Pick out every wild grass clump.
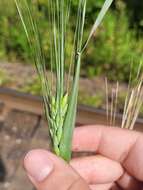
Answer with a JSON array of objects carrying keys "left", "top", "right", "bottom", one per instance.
[
  {"left": 105, "top": 62, "right": 143, "bottom": 129},
  {"left": 121, "top": 63, "right": 143, "bottom": 130}
]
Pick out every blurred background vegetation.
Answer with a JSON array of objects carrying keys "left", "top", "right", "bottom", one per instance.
[
  {"left": 0, "top": 0, "right": 143, "bottom": 81},
  {"left": 0, "top": 0, "right": 143, "bottom": 112}
]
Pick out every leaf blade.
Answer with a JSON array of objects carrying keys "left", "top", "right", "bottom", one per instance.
[{"left": 81, "top": 0, "right": 113, "bottom": 52}]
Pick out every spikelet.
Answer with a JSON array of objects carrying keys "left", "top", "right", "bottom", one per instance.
[{"left": 49, "top": 94, "right": 68, "bottom": 155}]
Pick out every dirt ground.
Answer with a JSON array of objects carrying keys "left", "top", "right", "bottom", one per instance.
[{"left": 0, "top": 61, "right": 128, "bottom": 111}]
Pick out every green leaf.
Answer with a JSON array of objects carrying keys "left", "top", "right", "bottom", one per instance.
[
  {"left": 82, "top": 0, "right": 113, "bottom": 52},
  {"left": 59, "top": 53, "right": 81, "bottom": 161}
]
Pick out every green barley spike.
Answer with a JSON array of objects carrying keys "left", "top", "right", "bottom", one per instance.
[{"left": 14, "top": 0, "right": 113, "bottom": 162}]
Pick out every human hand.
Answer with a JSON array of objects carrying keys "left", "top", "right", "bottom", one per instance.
[
  {"left": 23, "top": 149, "right": 89, "bottom": 190},
  {"left": 23, "top": 126, "right": 143, "bottom": 190},
  {"left": 72, "top": 125, "right": 143, "bottom": 189}
]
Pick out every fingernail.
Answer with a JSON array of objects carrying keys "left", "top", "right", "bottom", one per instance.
[{"left": 24, "top": 150, "right": 54, "bottom": 182}]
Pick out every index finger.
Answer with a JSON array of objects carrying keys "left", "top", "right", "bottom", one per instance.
[{"left": 72, "top": 125, "right": 143, "bottom": 181}]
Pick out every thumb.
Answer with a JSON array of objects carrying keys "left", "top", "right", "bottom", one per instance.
[{"left": 24, "top": 149, "right": 89, "bottom": 190}]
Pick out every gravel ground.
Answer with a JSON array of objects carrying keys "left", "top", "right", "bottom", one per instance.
[
  {"left": 0, "top": 61, "right": 127, "bottom": 94},
  {"left": 0, "top": 61, "right": 130, "bottom": 112}
]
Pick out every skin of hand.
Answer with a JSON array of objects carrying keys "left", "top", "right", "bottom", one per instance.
[{"left": 24, "top": 125, "right": 143, "bottom": 190}]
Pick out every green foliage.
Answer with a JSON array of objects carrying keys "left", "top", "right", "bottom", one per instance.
[
  {"left": 21, "top": 77, "right": 42, "bottom": 95},
  {"left": 78, "top": 93, "right": 104, "bottom": 108},
  {"left": 84, "top": 5, "right": 143, "bottom": 81},
  {"left": 0, "top": 0, "right": 143, "bottom": 82},
  {"left": 0, "top": 0, "right": 30, "bottom": 61}
]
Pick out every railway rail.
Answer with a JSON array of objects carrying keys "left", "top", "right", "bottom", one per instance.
[{"left": 0, "top": 87, "right": 143, "bottom": 131}]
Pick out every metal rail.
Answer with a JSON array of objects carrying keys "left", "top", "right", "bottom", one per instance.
[{"left": 0, "top": 87, "right": 142, "bottom": 131}]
